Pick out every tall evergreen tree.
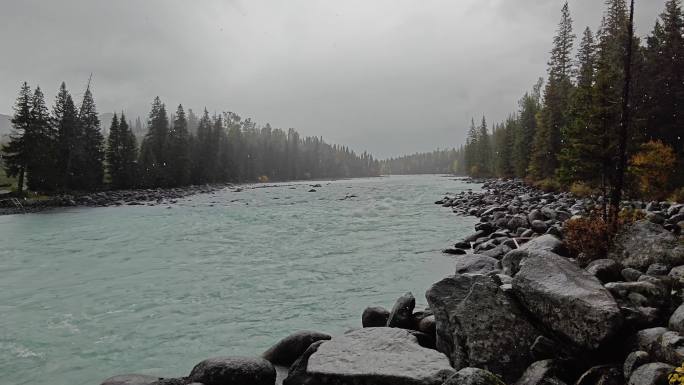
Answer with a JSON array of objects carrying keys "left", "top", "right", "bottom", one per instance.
[
  {"left": 78, "top": 83, "right": 105, "bottom": 189},
  {"left": 27, "top": 86, "right": 58, "bottom": 191},
  {"left": 140, "top": 96, "right": 169, "bottom": 187},
  {"left": 53, "top": 82, "right": 82, "bottom": 190},
  {"left": 643, "top": 0, "right": 684, "bottom": 182},
  {"left": 2, "top": 83, "right": 33, "bottom": 195},
  {"left": 167, "top": 105, "right": 191, "bottom": 186},
  {"left": 477, "top": 116, "right": 491, "bottom": 176},
  {"left": 529, "top": 1, "right": 575, "bottom": 180},
  {"left": 558, "top": 27, "right": 602, "bottom": 184},
  {"left": 512, "top": 79, "right": 543, "bottom": 177}
]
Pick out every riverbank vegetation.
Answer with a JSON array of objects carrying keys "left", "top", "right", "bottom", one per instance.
[
  {"left": 454, "top": 0, "right": 683, "bottom": 204},
  {"left": 1, "top": 84, "right": 380, "bottom": 195}
]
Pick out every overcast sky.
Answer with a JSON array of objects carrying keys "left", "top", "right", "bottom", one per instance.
[{"left": 0, "top": 0, "right": 664, "bottom": 158}]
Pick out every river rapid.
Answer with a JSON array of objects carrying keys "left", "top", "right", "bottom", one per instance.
[{"left": 0, "top": 175, "right": 480, "bottom": 385}]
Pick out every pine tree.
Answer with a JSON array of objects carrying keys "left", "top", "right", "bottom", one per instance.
[
  {"left": 191, "top": 109, "right": 215, "bottom": 184},
  {"left": 2, "top": 83, "right": 33, "bottom": 195},
  {"left": 477, "top": 116, "right": 491, "bottom": 176},
  {"left": 53, "top": 82, "right": 83, "bottom": 190},
  {"left": 167, "top": 105, "right": 191, "bottom": 186},
  {"left": 644, "top": 0, "right": 684, "bottom": 182},
  {"left": 140, "top": 96, "right": 169, "bottom": 187},
  {"left": 512, "top": 79, "right": 543, "bottom": 177},
  {"left": 78, "top": 82, "right": 104, "bottom": 189},
  {"left": 106, "top": 114, "right": 122, "bottom": 186},
  {"left": 529, "top": 1, "right": 575, "bottom": 180},
  {"left": 558, "top": 27, "right": 602, "bottom": 185},
  {"left": 118, "top": 113, "right": 138, "bottom": 188},
  {"left": 464, "top": 118, "right": 479, "bottom": 175},
  {"left": 28, "top": 86, "right": 58, "bottom": 191}
]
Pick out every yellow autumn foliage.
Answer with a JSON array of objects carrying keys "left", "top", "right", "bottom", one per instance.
[{"left": 629, "top": 140, "right": 676, "bottom": 201}]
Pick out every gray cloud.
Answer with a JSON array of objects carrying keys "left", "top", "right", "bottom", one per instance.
[{"left": 0, "top": 0, "right": 663, "bottom": 157}]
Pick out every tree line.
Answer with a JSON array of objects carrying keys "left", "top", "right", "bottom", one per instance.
[
  {"left": 1, "top": 84, "right": 380, "bottom": 194},
  {"left": 380, "top": 149, "right": 460, "bottom": 175},
  {"left": 457, "top": 0, "right": 683, "bottom": 202}
]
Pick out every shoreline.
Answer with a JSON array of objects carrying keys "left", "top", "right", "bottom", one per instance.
[{"left": 0, "top": 175, "right": 391, "bottom": 216}]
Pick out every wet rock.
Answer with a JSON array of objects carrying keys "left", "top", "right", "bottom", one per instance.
[
  {"left": 101, "top": 374, "right": 159, "bottom": 385},
  {"left": 622, "top": 268, "right": 643, "bottom": 282},
  {"left": 426, "top": 274, "right": 540, "bottom": 382},
  {"left": 670, "top": 304, "right": 684, "bottom": 334},
  {"left": 387, "top": 292, "right": 416, "bottom": 329},
  {"left": 262, "top": 330, "right": 332, "bottom": 366},
  {"left": 627, "top": 362, "right": 673, "bottom": 385},
  {"left": 633, "top": 327, "right": 669, "bottom": 353},
  {"left": 512, "top": 251, "right": 622, "bottom": 350},
  {"left": 443, "top": 248, "right": 467, "bottom": 255},
  {"left": 669, "top": 265, "right": 684, "bottom": 284},
  {"left": 417, "top": 315, "right": 436, "bottom": 336},
  {"left": 514, "top": 360, "right": 566, "bottom": 385},
  {"left": 188, "top": 357, "right": 275, "bottom": 385},
  {"left": 654, "top": 331, "right": 684, "bottom": 366},
  {"left": 530, "top": 335, "right": 556, "bottom": 361},
  {"left": 285, "top": 328, "right": 454, "bottom": 385},
  {"left": 610, "top": 220, "right": 684, "bottom": 269},
  {"left": 623, "top": 351, "right": 650, "bottom": 380},
  {"left": 442, "top": 367, "right": 505, "bottom": 385},
  {"left": 362, "top": 306, "right": 390, "bottom": 328},
  {"left": 586, "top": 259, "right": 623, "bottom": 283},
  {"left": 454, "top": 254, "right": 499, "bottom": 274},
  {"left": 530, "top": 220, "right": 548, "bottom": 234},
  {"left": 501, "top": 249, "right": 529, "bottom": 276},
  {"left": 454, "top": 241, "right": 472, "bottom": 249},
  {"left": 464, "top": 230, "right": 488, "bottom": 244},
  {"left": 647, "top": 263, "right": 670, "bottom": 276},
  {"left": 575, "top": 365, "right": 622, "bottom": 385},
  {"left": 507, "top": 215, "right": 529, "bottom": 231}
]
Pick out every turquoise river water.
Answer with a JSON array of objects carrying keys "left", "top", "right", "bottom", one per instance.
[{"left": 0, "top": 175, "right": 479, "bottom": 385}]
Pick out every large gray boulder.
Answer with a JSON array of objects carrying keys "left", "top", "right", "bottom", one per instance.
[
  {"left": 189, "top": 356, "right": 275, "bottom": 385},
  {"left": 512, "top": 251, "right": 622, "bottom": 350},
  {"left": 610, "top": 220, "right": 684, "bottom": 269},
  {"left": 387, "top": 292, "right": 416, "bottom": 329},
  {"left": 454, "top": 254, "right": 499, "bottom": 274},
  {"left": 262, "top": 330, "right": 332, "bottom": 366},
  {"left": 101, "top": 375, "right": 159, "bottom": 385},
  {"left": 443, "top": 368, "right": 505, "bottom": 385},
  {"left": 627, "top": 362, "right": 674, "bottom": 385},
  {"left": 426, "top": 274, "right": 540, "bottom": 382},
  {"left": 284, "top": 327, "right": 454, "bottom": 385},
  {"left": 501, "top": 235, "right": 566, "bottom": 276}
]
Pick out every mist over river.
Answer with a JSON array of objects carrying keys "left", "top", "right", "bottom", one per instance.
[{"left": 0, "top": 175, "right": 479, "bottom": 385}]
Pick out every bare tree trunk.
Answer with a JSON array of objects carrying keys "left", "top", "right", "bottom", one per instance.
[{"left": 610, "top": 0, "right": 635, "bottom": 229}]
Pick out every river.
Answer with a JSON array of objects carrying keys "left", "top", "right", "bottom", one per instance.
[{"left": 0, "top": 175, "right": 480, "bottom": 385}]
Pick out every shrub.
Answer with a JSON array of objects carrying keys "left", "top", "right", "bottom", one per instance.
[
  {"left": 569, "top": 182, "right": 594, "bottom": 198},
  {"left": 533, "top": 178, "right": 562, "bottom": 193},
  {"left": 670, "top": 187, "right": 684, "bottom": 203},
  {"left": 564, "top": 207, "right": 644, "bottom": 265},
  {"left": 629, "top": 140, "right": 677, "bottom": 201},
  {"left": 564, "top": 214, "right": 610, "bottom": 265}
]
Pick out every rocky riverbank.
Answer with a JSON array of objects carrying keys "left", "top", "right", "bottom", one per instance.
[
  {"left": 0, "top": 184, "right": 234, "bottom": 215},
  {"left": 101, "top": 178, "right": 684, "bottom": 385}
]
